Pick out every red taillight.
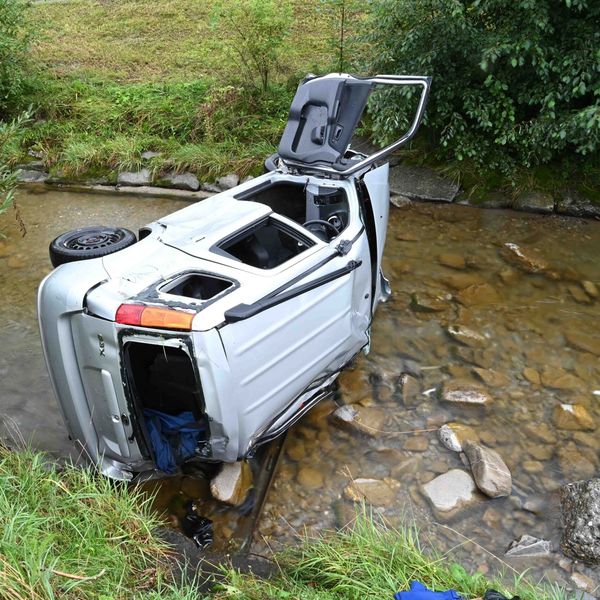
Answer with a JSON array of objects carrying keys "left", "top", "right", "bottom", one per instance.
[{"left": 115, "top": 303, "right": 195, "bottom": 331}]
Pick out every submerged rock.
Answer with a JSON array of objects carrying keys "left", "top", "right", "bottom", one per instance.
[
  {"left": 505, "top": 534, "right": 552, "bottom": 557},
  {"left": 410, "top": 291, "right": 450, "bottom": 312},
  {"left": 343, "top": 478, "right": 398, "bottom": 506},
  {"left": 297, "top": 467, "right": 323, "bottom": 489},
  {"left": 438, "top": 423, "right": 479, "bottom": 453},
  {"left": 568, "top": 284, "right": 592, "bottom": 304},
  {"left": 522, "top": 367, "right": 541, "bottom": 385},
  {"left": 582, "top": 280, "right": 599, "bottom": 299},
  {"left": 422, "top": 469, "right": 478, "bottom": 513},
  {"left": 331, "top": 405, "right": 386, "bottom": 436},
  {"left": 552, "top": 404, "right": 596, "bottom": 431},
  {"left": 472, "top": 368, "right": 511, "bottom": 388},
  {"left": 463, "top": 441, "right": 512, "bottom": 498},
  {"left": 399, "top": 373, "right": 421, "bottom": 407},
  {"left": 564, "top": 331, "right": 600, "bottom": 356},
  {"left": 441, "top": 379, "right": 492, "bottom": 406},
  {"left": 541, "top": 368, "right": 585, "bottom": 391},
  {"left": 455, "top": 283, "right": 500, "bottom": 307},
  {"left": 210, "top": 461, "right": 253, "bottom": 506},
  {"left": 446, "top": 325, "right": 487, "bottom": 348},
  {"left": 560, "top": 478, "right": 600, "bottom": 564},
  {"left": 500, "top": 242, "right": 549, "bottom": 273},
  {"left": 557, "top": 443, "right": 597, "bottom": 480},
  {"left": 437, "top": 253, "right": 467, "bottom": 270}
]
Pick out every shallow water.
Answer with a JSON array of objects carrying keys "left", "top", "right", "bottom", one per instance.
[{"left": 1, "top": 189, "right": 599, "bottom": 589}]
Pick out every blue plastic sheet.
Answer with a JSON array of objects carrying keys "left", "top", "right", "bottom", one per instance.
[
  {"left": 394, "top": 581, "right": 463, "bottom": 600},
  {"left": 144, "top": 409, "right": 204, "bottom": 474}
]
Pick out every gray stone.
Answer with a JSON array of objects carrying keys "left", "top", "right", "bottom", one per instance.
[
  {"left": 331, "top": 405, "right": 386, "bottom": 437},
  {"left": 422, "top": 469, "right": 477, "bottom": 513},
  {"left": 16, "top": 169, "right": 49, "bottom": 183},
  {"left": 388, "top": 164, "right": 459, "bottom": 202},
  {"left": 141, "top": 151, "right": 162, "bottom": 160},
  {"left": 390, "top": 195, "right": 413, "bottom": 209},
  {"left": 117, "top": 169, "right": 151, "bottom": 186},
  {"left": 505, "top": 534, "right": 552, "bottom": 557},
  {"left": 241, "top": 175, "right": 254, "bottom": 184},
  {"left": 202, "top": 182, "right": 222, "bottom": 193},
  {"left": 463, "top": 441, "right": 511, "bottom": 498},
  {"left": 514, "top": 191, "right": 555, "bottom": 214},
  {"left": 560, "top": 478, "right": 600, "bottom": 564},
  {"left": 16, "top": 160, "right": 46, "bottom": 172},
  {"left": 438, "top": 423, "right": 478, "bottom": 453},
  {"left": 556, "top": 189, "right": 600, "bottom": 219},
  {"left": 217, "top": 173, "right": 239, "bottom": 190},
  {"left": 159, "top": 172, "right": 200, "bottom": 191}
]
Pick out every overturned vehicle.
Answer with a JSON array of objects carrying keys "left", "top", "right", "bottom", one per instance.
[{"left": 38, "top": 73, "right": 431, "bottom": 480}]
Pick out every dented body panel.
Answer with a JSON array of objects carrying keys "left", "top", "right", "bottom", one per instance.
[{"left": 38, "top": 73, "right": 431, "bottom": 479}]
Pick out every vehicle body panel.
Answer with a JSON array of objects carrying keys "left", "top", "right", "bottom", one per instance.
[{"left": 37, "top": 73, "right": 431, "bottom": 479}]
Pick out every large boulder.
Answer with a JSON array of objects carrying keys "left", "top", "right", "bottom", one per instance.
[
  {"left": 463, "top": 441, "right": 512, "bottom": 498},
  {"left": 560, "top": 478, "right": 600, "bottom": 564},
  {"left": 422, "top": 469, "right": 478, "bottom": 514},
  {"left": 513, "top": 191, "right": 555, "bottom": 214},
  {"left": 388, "top": 164, "right": 459, "bottom": 202}
]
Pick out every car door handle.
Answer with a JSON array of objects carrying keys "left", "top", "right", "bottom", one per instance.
[{"left": 223, "top": 260, "right": 362, "bottom": 324}]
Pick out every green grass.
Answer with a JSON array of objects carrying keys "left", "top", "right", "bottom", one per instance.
[
  {"left": 5, "top": 0, "right": 341, "bottom": 180},
  {"left": 0, "top": 445, "right": 197, "bottom": 600},
  {"left": 215, "top": 511, "right": 568, "bottom": 600}
]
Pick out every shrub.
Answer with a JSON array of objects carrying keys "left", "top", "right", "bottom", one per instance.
[
  {"left": 0, "top": 0, "right": 32, "bottom": 119},
  {"left": 363, "top": 0, "right": 600, "bottom": 174},
  {"left": 210, "top": 0, "right": 293, "bottom": 91}
]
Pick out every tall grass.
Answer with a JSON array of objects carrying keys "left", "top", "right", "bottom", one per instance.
[
  {"left": 0, "top": 445, "right": 197, "bottom": 599},
  {"left": 216, "top": 510, "right": 567, "bottom": 600}
]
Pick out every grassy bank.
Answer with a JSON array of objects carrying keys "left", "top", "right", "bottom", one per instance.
[
  {"left": 0, "top": 445, "right": 196, "bottom": 599},
  {"left": 5, "top": 0, "right": 339, "bottom": 180},
  {"left": 0, "top": 446, "right": 566, "bottom": 600},
  {"left": 215, "top": 513, "right": 566, "bottom": 600}
]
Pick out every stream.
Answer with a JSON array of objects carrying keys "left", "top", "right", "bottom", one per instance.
[{"left": 1, "top": 188, "right": 598, "bottom": 590}]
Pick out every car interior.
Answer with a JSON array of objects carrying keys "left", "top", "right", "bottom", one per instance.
[{"left": 235, "top": 180, "right": 350, "bottom": 243}]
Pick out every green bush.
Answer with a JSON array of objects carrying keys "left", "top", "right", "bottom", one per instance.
[
  {"left": 210, "top": 0, "right": 293, "bottom": 91},
  {"left": 363, "top": 0, "right": 600, "bottom": 174},
  {"left": 0, "top": 0, "right": 32, "bottom": 119}
]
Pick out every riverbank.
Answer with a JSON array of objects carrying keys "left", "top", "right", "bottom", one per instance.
[
  {"left": 4, "top": 0, "right": 596, "bottom": 209},
  {"left": 0, "top": 444, "right": 567, "bottom": 600}
]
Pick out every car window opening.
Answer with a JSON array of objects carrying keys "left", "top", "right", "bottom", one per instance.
[
  {"left": 217, "top": 217, "right": 314, "bottom": 269},
  {"left": 161, "top": 273, "right": 233, "bottom": 300},
  {"left": 124, "top": 342, "right": 208, "bottom": 469},
  {"left": 236, "top": 181, "right": 350, "bottom": 238}
]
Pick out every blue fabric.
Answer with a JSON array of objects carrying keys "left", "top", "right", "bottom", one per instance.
[
  {"left": 144, "top": 409, "right": 204, "bottom": 474},
  {"left": 394, "top": 581, "right": 463, "bottom": 600}
]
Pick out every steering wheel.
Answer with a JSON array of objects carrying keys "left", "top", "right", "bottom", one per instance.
[{"left": 302, "top": 219, "right": 340, "bottom": 241}]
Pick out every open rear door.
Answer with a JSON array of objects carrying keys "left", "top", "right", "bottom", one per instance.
[{"left": 278, "top": 73, "right": 431, "bottom": 177}]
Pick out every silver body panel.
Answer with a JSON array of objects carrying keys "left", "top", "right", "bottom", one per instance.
[{"left": 38, "top": 72, "right": 430, "bottom": 479}]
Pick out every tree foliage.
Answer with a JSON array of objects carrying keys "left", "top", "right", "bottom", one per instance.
[
  {"left": 364, "top": 0, "right": 600, "bottom": 173},
  {"left": 0, "top": 0, "right": 32, "bottom": 119}
]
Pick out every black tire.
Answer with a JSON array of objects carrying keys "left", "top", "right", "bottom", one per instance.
[{"left": 49, "top": 226, "right": 137, "bottom": 268}]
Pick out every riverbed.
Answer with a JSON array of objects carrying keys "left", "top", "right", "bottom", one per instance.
[{"left": 1, "top": 188, "right": 598, "bottom": 591}]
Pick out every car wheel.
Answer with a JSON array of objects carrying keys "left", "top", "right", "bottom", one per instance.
[{"left": 49, "top": 225, "right": 137, "bottom": 267}]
